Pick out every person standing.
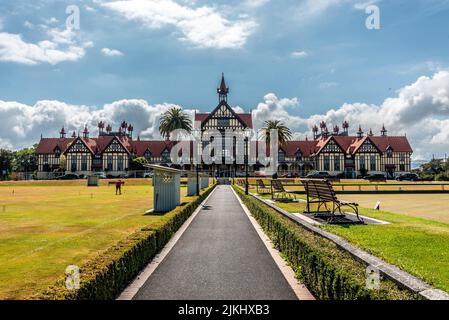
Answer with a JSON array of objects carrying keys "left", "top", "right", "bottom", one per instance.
[{"left": 116, "top": 180, "right": 124, "bottom": 195}]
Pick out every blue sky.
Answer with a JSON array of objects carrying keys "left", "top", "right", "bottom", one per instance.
[{"left": 1, "top": 0, "right": 449, "bottom": 159}]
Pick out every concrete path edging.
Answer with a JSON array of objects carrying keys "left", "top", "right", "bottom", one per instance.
[
  {"left": 245, "top": 189, "right": 449, "bottom": 300},
  {"left": 230, "top": 187, "right": 315, "bottom": 300},
  {"left": 117, "top": 186, "right": 218, "bottom": 300}
]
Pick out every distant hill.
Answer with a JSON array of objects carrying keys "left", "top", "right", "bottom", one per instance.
[{"left": 412, "top": 160, "right": 429, "bottom": 170}]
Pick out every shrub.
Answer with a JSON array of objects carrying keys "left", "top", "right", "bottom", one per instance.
[
  {"left": 38, "top": 185, "right": 216, "bottom": 300},
  {"left": 233, "top": 186, "right": 416, "bottom": 300}
]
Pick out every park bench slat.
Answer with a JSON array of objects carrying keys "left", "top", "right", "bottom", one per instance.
[{"left": 301, "top": 179, "right": 363, "bottom": 224}]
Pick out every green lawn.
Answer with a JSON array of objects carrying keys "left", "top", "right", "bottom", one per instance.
[
  {"left": 0, "top": 180, "right": 198, "bottom": 299},
  {"left": 256, "top": 193, "right": 449, "bottom": 293}
]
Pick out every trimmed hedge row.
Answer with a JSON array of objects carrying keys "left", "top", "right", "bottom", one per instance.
[
  {"left": 233, "top": 186, "right": 416, "bottom": 300},
  {"left": 38, "top": 185, "right": 216, "bottom": 300}
]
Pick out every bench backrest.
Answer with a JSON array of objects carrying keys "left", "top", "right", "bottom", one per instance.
[
  {"left": 271, "top": 180, "right": 286, "bottom": 192},
  {"left": 301, "top": 179, "right": 338, "bottom": 202},
  {"left": 257, "top": 179, "right": 267, "bottom": 188}
]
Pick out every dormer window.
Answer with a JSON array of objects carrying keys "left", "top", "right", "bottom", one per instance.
[
  {"left": 278, "top": 150, "right": 285, "bottom": 162},
  {"left": 295, "top": 151, "right": 302, "bottom": 162},
  {"left": 162, "top": 150, "right": 171, "bottom": 163},
  {"left": 54, "top": 148, "right": 61, "bottom": 158},
  {"left": 387, "top": 148, "right": 393, "bottom": 158},
  {"left": 144, "top": 150, "right": 152, "bottom": 160}
]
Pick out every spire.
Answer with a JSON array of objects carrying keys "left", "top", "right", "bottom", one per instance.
[
  {"left": 312, "top": 125, "right": 319, "bottom": 139},
  {"left": 83, "top": 125, "right": 89, "bottom": 139},
  {"left": 381, "top": 124, "right": 387, "bottom": 136},
  {"left": 217, "top": 73, "right": 229, "bottom": 102},
  {"left": 60, "top": 126, "right": 66, "bottom": 139},
  {"left": 72, "top": 131, "right": 76, "bottom": 138},
  {"left": 368, "top": 128, "right": 374, "bottom": 136}
]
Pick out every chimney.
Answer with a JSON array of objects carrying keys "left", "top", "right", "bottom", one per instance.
[{"left": 342, "top": 120, "right": 349, "bottom": 136}]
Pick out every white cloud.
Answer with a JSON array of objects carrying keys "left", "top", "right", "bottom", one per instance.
[
  {"left": 101, "top": 47, "right": 124, "bottom": 57},
  {"left": 102, "top": 0, "right": 257, "bottom": 49},
  {"left": 353, "top": 0, "right": 380, "bottom": 10},
  {"left": 251, "top": 71, "right": 449, "bottom": 159},
  {"left": 2, "top": 71, "right": 449, "bottom": 159},
  {"left": 23, "top": 20, "right": 34, "bottom": 29},
  {"left": 0, "top": 28, "right": 90, "bottom": 65},
  {"left": 319, "top": 82, "right": 338, "bottom": 89},
  {"left": 242, "top": 0, "right": 270, "bottom": 8},
  {"left": 290, "top": 50, "right": 308, "bottom": 59},
  {"left": 0, "top": 99, "right": 193, "bottom": 150}
]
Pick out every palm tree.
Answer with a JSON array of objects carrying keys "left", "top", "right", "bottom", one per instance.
[
  {"left": 159, "top": 107, "right": 193, "bottom": 140},
  {"left": 261, "top": 120, "right": 292, "bottom": 147}
]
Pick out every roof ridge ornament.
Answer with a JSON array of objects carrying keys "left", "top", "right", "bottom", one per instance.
[{"left": 217, "top": 73, "right": 229, "bottom": 103}]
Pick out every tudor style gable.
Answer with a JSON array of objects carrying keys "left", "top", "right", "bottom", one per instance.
[
  {"left": 201, "top": 101, "right": 247, "bottom": 130},
  {"left": 320, "top": 138, "right": 345, "bottom": 154},
  {"left": 354, "top": 138, "right": 382, "bottom": 154},
  {"left": 104, "top": 138, "right": 129, "bottom": 154},
  {"left": 65, "top": 138, "right": 92, "bottom": 154}
]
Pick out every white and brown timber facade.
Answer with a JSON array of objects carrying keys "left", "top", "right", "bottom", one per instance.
[{"left": 36, "top": 75, "right": 412, "bottom": 179}]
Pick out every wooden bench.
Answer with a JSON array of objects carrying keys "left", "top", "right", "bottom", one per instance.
[
  {"left": 271, "top": 180, "right": 296, "bottom": 201},
  {"left": 256, "top": 179, "right": 271, "bottom": 194},
  {"left": 301, "top": 179, "right": 362, "bottom": 223}
]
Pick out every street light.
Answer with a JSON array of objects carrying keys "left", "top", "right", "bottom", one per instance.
[{"left": 244, "top": 130, "right": 252, "bottom": 195}]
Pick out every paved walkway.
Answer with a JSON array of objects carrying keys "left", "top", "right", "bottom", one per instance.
[{"left": 133, "top": 185, "right": 298, "bottom": 300}]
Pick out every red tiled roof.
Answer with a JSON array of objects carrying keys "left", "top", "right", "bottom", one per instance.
[
  {"left": 281, "top": 141, "right": 319, "bottom": 157},
  {"left": 369, "top": 136, "right": 413, "bottom": 153},
  {"left": 36, "top": 138, "right": 75, "bottom": 154}
]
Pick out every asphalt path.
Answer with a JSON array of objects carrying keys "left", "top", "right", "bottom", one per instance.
[{"left": 133, "top": 185, "right": 297, "bottom": 300}]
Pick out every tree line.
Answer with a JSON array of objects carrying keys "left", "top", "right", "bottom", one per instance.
[
  {"left": 0, "top": 145, "right": 38, "bottom": 179},
  {"left": 413, "top": 158, "right": 449, "bottom": 181}
]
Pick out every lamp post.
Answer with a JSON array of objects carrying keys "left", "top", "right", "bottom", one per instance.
[{"left": 245, "top": 136, "right": 249, "bottom": 195}]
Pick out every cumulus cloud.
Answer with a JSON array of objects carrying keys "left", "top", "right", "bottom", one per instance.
[
  {"left": 0, "top": 27, "right": 90, "bottom": 65},
  {"left": 0, "top": 99, "right": 192, "bottom": 150},
  {"left": 2, "top": 71, "right": 449, "bottom": 159},
  {"left": 251, "top": 71, "right": 449, "bottom": 159},
  {"left": 101, "top": 47, "right": 124, "bottom": 57},
  {"left": 290, "top": 50, "right": 308, "bottom": 59},
  {"left": 102, "top": 0, "right": 257, "bottom": 49}
]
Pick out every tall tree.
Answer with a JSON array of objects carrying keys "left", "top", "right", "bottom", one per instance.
[
  {"left": 159, "top": 108, "right": 192, "bottom": 140},
  {"left": 12, "top": 146, "right": 38, "bottom": 172},
  {"left": 0, "top": 149, "right": 14, "bottom": 179},
  {"left": 261, "top": 120, "right": 292, "bottom": 147}
]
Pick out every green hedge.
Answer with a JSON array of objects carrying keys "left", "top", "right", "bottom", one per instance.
[
  {"left": 38, "top": 185, "right": 216, "bottom": 300},
  {"left": 233, "top": 186, "right": 416, "bottom": 300}
]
